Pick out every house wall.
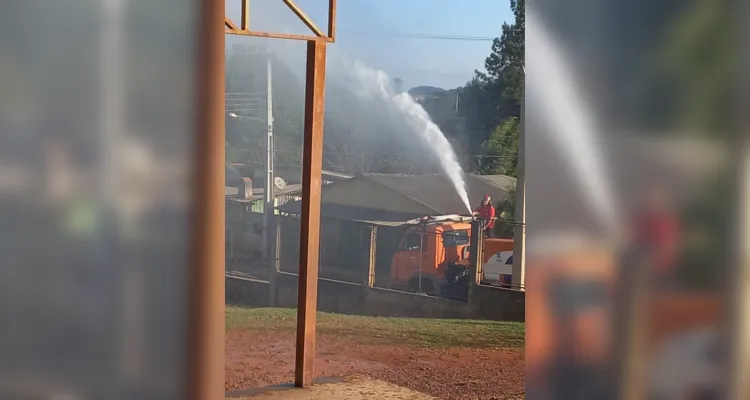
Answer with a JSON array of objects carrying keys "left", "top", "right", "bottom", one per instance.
[{"left": 275, "top": 215, "right": 372, "bottom": 281}]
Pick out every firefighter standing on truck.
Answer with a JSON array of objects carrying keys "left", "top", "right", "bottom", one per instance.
[
  {"left": 627, "top": 182, "right": 680, "bottom": 289},
  {"left": 473, "top": 194, "right": 496, "bottom": 238}
]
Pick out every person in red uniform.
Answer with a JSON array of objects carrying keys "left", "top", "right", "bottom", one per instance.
[
  {"left": 473, "top": 194, "right": 496, "bottom": 237},
  {"left": 628, "top": 183, "right": 681, "bottom": 287}
]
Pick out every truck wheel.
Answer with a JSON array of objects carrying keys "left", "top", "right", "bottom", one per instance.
[
  {"left": 409, "top": 278, "right": 436, "bottom": 295},
  {"left": 420, "top": 279, "right": 436, "bottom": 295},
  {"left": 446, "top": 280, "right": 468, "bottom": 300},
  {"left": 444, "top": 264, "right": 460, "bottom": 284}
]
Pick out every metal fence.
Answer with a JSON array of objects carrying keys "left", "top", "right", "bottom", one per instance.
[{"left": 226, "top": 213, "right": 525, "bottom": 299}]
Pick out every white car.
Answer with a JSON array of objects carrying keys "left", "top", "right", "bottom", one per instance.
[{"left": 482, "top": 250, "right": 514, "bottom": 285}]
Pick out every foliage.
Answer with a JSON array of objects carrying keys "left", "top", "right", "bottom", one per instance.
[
  {"left": 460, "top": 86, "right": 496, "bottom": 158},
  {"left": 480, "top": 116, "right": 519, "bottom": 176},
  {"left": 479, "top": 0, "right": 525, "bottom": 113},
  {"left": 655, "top": 0, "right": 729, "bottom": 289},
  {"left": 677, "top": 169, "right": 731, "bottom": 291},
  {"left": 602, "top": 0, "right": 728, "bottom": 133},
  {"left": 656, "top": 0, "right": 729, "bottom": 133},
  {"left": 413, "top": 0, "right": 524, "bottom": 174},
  {"left": 456, "top": 0, "right": 524, "bottom": 174},
  {"left": 494, "top": 185, "right": 517, "bottom": 238}
]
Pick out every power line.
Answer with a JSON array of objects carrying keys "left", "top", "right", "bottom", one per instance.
[
  {"left": 337, "top": 30, "right": 496, "bottom": 42},
  {"left": 229, "top": 149, "right": 516, "bottom": 158},
  {"left": 383, "top": 33, "right": 495, "bottom": 41}
]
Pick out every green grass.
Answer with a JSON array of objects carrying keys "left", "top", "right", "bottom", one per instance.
[{"left": 226, "top": 306, "right": 525, "bottom": 348}]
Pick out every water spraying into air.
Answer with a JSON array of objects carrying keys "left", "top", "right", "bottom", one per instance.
[
  {"left": 526, "top": 9, "right": 620, "bottom": 233},
  {"left": 351, "top": 61, "right": 473, "bottom": 214}
]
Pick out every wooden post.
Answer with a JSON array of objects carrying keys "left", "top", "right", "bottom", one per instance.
[
  {"left": 294, "top": 39, "right": 327, "bottom": 388},
  {"left": 327, "top": 0, "right": 337, "bottom": 40},
  {"left": 614, "top": 259, "right": 648, "bottom": 400},
  {"left": 187, "top": 0, "right": 224, "bottom": 398},
  {"left": 228, "top": 229, "right": 234, "bottom": 272},
  {"left": 468, "top": 220, "right": 485, "bottom": 305},
  {"left": 241, "top": 0, "right": 249, "bottom": 31},
  {"left": 725, "top": 134, "right": 750, "bottom": 399},
  {"left": 364, "top": 225, "right": 377, "bottom": 290}
]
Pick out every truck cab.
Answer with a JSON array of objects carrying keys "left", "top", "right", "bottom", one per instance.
[{"left": 390, "top": 218, "right": 472, "bottom": 295}]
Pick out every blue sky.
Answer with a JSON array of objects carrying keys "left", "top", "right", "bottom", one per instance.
[{"left": 226, "top": 0, "right": 510, "bottom": 89}]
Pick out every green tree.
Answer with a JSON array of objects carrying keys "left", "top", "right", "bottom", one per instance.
[
  {"left": 657, "top": 0, "right": 729, "bottom": 133},
  {"left": 480, "top": 0, "right": 524, "bottom": 115},
  {"left": 611, "top": 0, "right": 728, "bottom": 133},
  {"left": 479, "top": 116, "right": 519, "bottom": 176},
  {"left": 494, "top": 186, "right": 517, "bottom": 238},
  {"left": 458, "top": 78, "right": 498, "bottom": 155},
  {"left": 458, "top": 0, "right": 524, "bottom": 169},
  {"left": 657, "top": 0, "right": 729, "bottom": 290}
]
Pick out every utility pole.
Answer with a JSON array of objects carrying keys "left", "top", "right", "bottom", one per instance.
[
  {"left": 725, "top": 12, "right": 750, "bottom": 395},
  {"left": 262, "top": 49, "right": 275, "bottom": 260},
  {"left": 512, "top": 70, "right": 526, "bottom": 290},
  {"left": 101, "top": 0, "right": 144, "bottom": 389},
  {"left": 725, "top": 138, "right": 750, "bottom": 399}
]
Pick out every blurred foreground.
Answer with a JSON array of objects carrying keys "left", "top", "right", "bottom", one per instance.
[
  {"left": 0, "top": 1, "right": 199, "bottom": 398},
  {"left": 526, "top": 0, "right": 737, "bottom": 398}
]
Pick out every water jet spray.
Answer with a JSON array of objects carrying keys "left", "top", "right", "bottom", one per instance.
[{"left": 351, "top": 62, "right": 473, "bottom": 214}]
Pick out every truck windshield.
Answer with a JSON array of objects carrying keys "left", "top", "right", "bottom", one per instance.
[
  {"left": 443, "top": 229, "right": 470, "bottom": 247},
  {"left": 403, "top": 233, "right": 423, "bottom": 251}
]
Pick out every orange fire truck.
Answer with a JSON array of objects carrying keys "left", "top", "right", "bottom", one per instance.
[{"left": 389, "top": 215, "right": 516, "bottom": 296}]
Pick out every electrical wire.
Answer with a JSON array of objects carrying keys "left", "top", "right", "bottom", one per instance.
[
  {"left": 385, "top": 33, "right": 495, "bottom": 41},
  {"left": 336, "top": 30, "right": 496, "bottom": 42}
]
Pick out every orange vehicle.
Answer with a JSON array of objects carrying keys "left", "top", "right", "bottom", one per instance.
[
  {"left": 389, "top": 215, "right": 515, "bottom": 296},
  {"left": 389, "top": 216, "right": 471, "bottom": 295},
  {"left": 526, "top": 235, "right": 722, "bottom": 398}
]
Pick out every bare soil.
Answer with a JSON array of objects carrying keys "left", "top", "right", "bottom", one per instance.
[{"left": 226, "top": 329, "right": 525, "bottom": 400}]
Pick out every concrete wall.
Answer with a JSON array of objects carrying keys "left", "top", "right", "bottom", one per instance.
[
  {"left": 225, "top": 271, "right": 525, "bottom": 322},
  {"left": 226, "top": 275, "right": 269, "bottom": 306},
  {"left": 365, "top": 287, "right": 469, "bottom": 319},
  {"left": 469, "top": 284, "right": 526, "bottom": 321},
  {"left": 273, "top": 273, "right": 367, "bottom": 315}
]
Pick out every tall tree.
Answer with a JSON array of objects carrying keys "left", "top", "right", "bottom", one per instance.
[
  {"left": 657, "top": 0, "right": 729, "bottom": 133},
  {"left": 480, "top": 116, "right": 519, "bottom": 176},
  {"left": 494, "top": 186, "right": 517, "bottom": 238},
  {"left": 481, "top": 0, "right": 525, "bottom": 116},
  {"left": 462, "top": 0, "right": 524, "bottom": 176}
]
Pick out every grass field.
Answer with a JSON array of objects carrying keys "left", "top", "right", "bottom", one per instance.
[{"left": 226, "top": 306, "right": 525, "bottom": 348}]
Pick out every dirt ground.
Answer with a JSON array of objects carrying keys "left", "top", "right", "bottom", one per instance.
[{"left": 226, "top": 329, "right": 525, "bottom": 400}]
